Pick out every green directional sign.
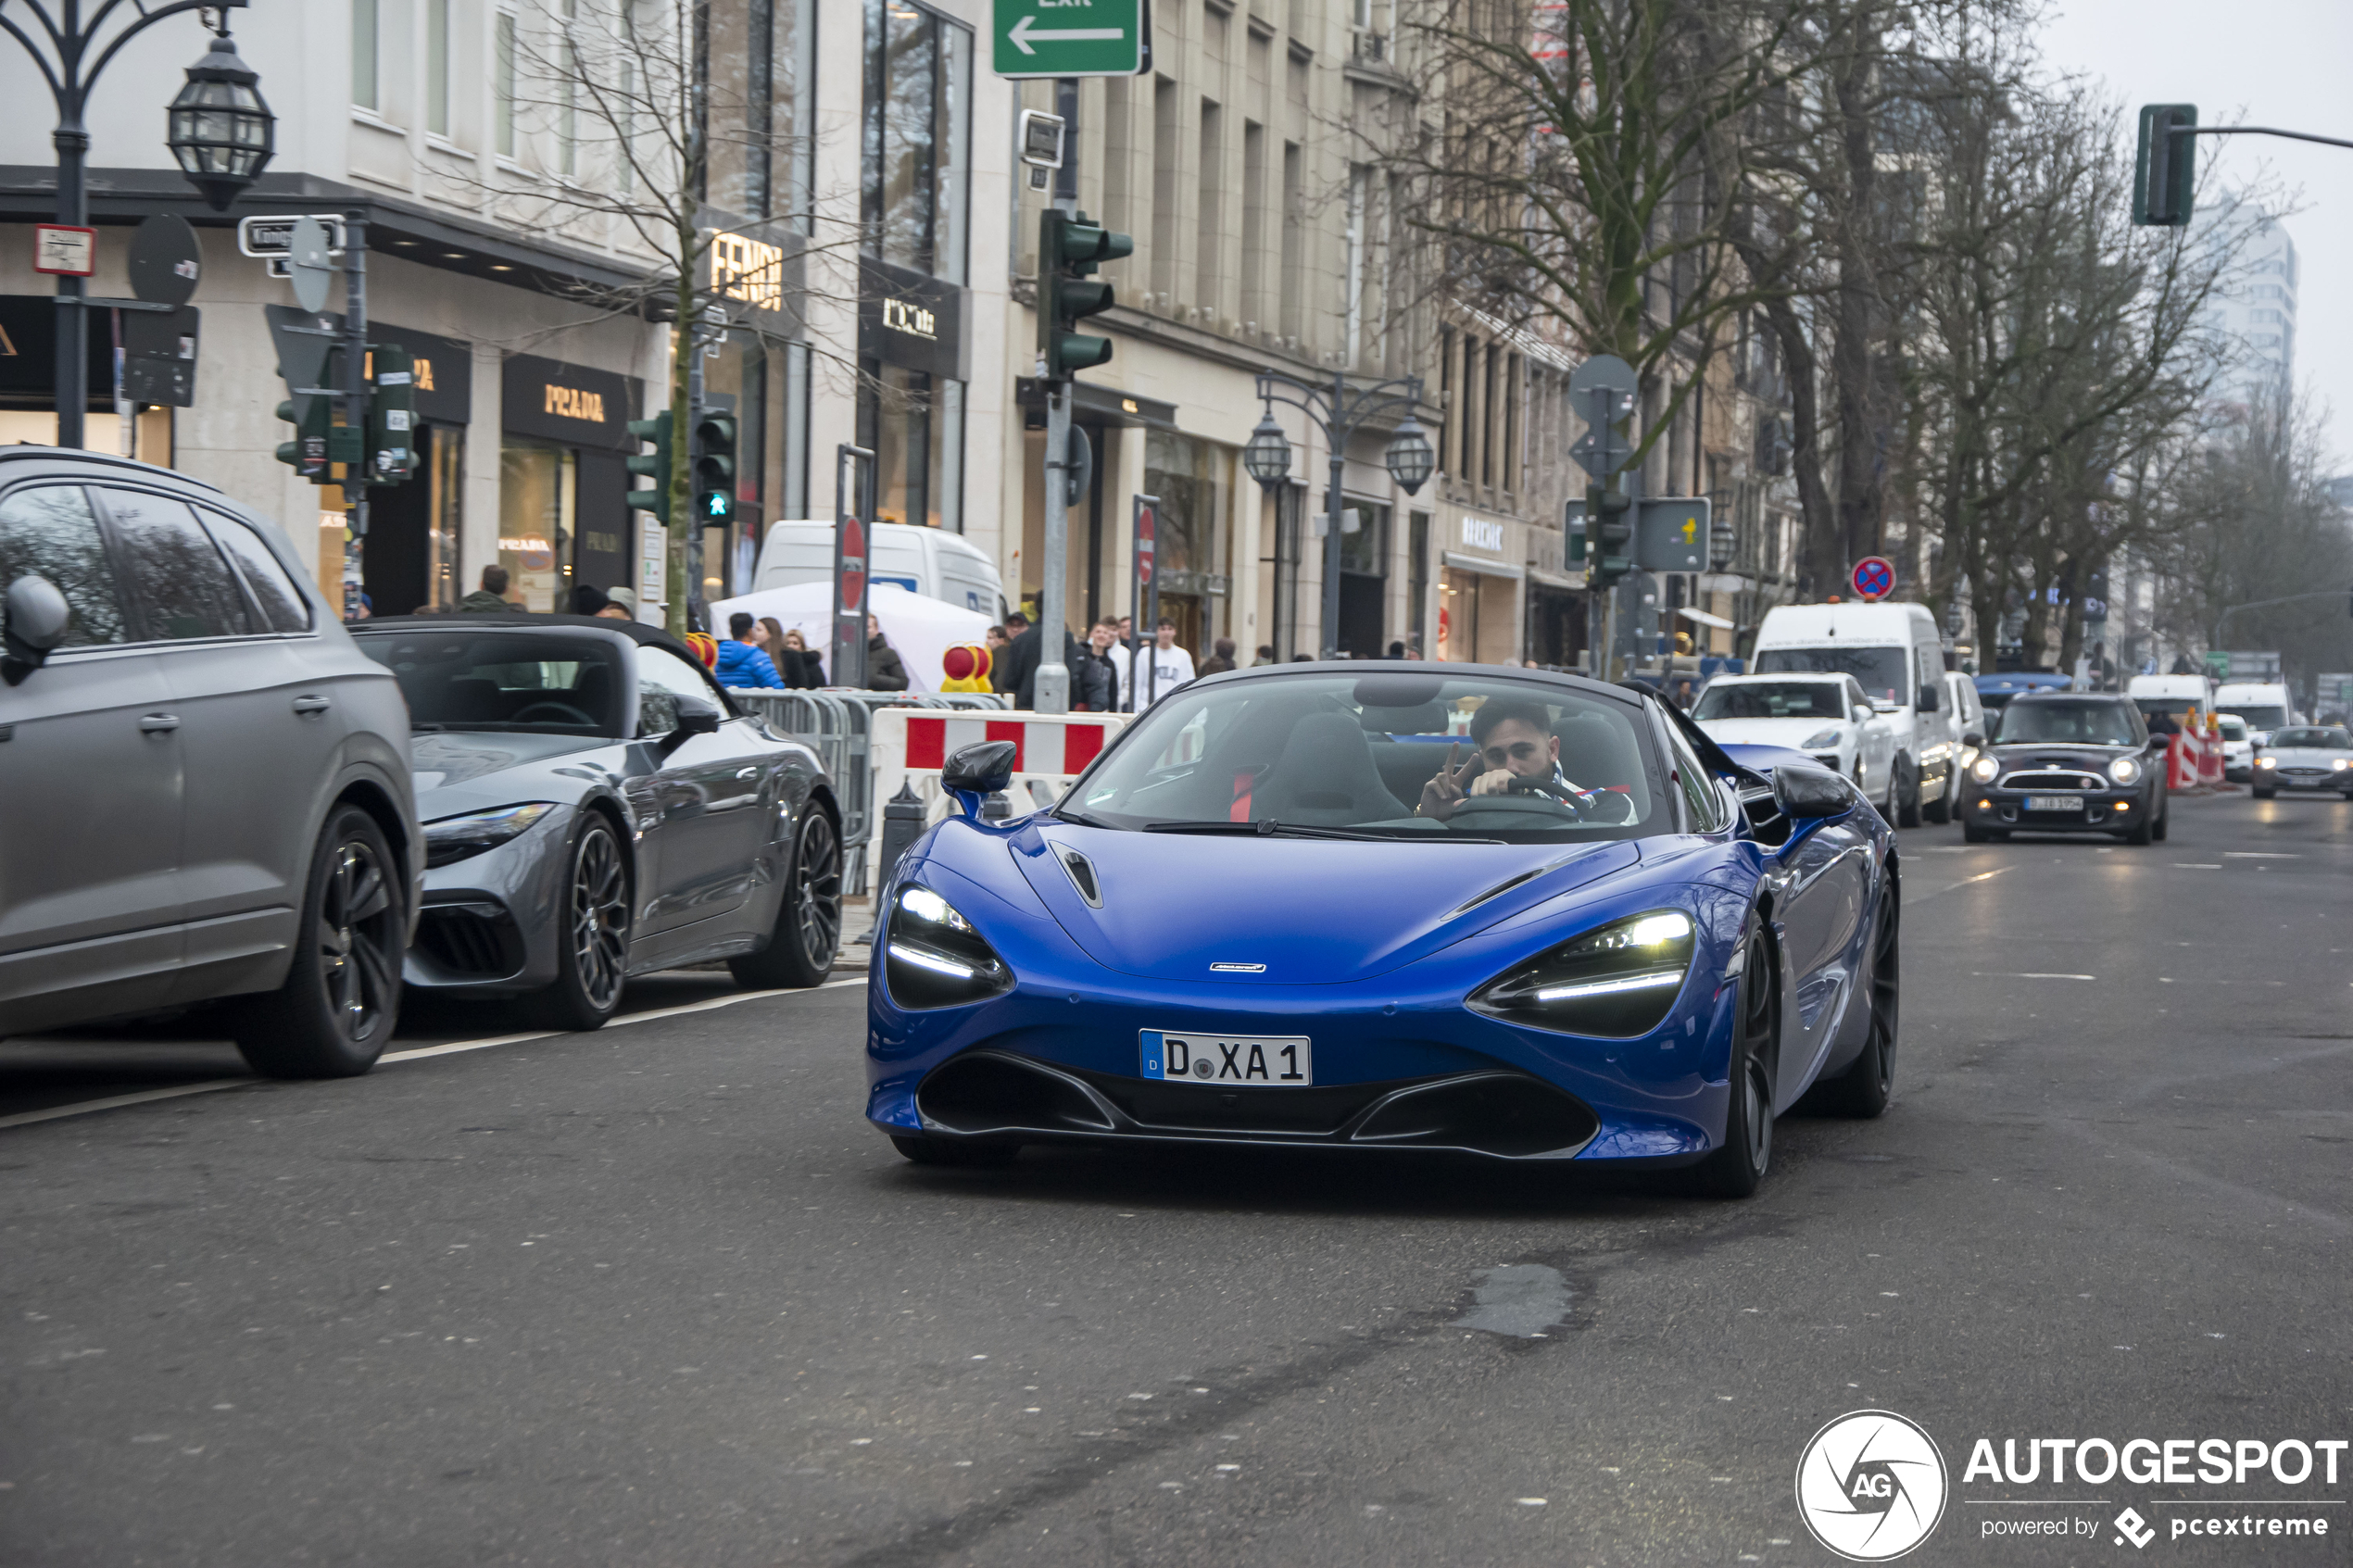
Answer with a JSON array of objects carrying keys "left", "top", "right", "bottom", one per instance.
[{"left": 992, "top": 0, "right": 1146, "bottom": 78}]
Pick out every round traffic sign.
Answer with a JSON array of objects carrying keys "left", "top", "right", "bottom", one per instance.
[
  {"left": 127, "top": 213, "right": 202, "bottom": 307},
  {"left": 1851, "top": 555, "right": 1895, "bottom": 601}
]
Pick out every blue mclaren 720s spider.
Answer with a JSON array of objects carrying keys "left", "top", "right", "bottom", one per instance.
[{"left": 863, "top": 663, "right": 1899, "bottom": 1197}]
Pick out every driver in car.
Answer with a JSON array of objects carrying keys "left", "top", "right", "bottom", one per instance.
[{"left": 1417, "top": 699, "right": 1600, "bottom": 821}]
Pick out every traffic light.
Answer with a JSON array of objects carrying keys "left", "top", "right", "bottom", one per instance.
[
  {"left": 274, "top": 396, "right": 330, "bottom": 482},
  {"left": 1586, "top": 484, "right": 1634, "bottom": 588},
  {"left": 626, "top": 410, "right": 673, "bottom": 526},
  {"left": 1038, "top": 208, "right": 1132, "bottom": 380},
  {"left": 693, "top": 408, "right": 736, "bottom": 524},
  {"left": 1564, "top": 497, "right": 1587, "bottom": 565},
  {"left": 365, "top": 345, "right": 418, "bottom": 486},
  {"left": 2133, "top": 105, "right": 2196, "bottom": 226}
]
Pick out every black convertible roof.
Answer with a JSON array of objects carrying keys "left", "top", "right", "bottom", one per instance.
[{"left": 354, "top": 611, "right": 706, "bottom": 660}]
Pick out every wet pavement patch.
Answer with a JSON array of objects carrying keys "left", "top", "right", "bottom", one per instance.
[{"left": 1451, "top": 1263, "right": 1574, "bottom": 1337}]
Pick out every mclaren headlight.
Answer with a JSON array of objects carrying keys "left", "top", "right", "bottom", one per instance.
[
  {"left": 423, "top": 802, "right": 557, "bottom": 868},
  {"left": 1970, "top": 755, "right": 2001, "bottom": 783},
  {"left": 1467, "top": 909, "right": 1696, "bottom": 1037},
  {"left": 886, "top": 884, "right": 1014, "bottom": 1010},
  {"left": 1801, "top": 727, "right": 1843, "bottom": 749},
  {"left": 2108, "top": 756, "right": 2142, "bottom": 784}
]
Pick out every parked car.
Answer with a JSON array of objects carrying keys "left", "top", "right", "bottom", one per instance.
[
  {"left": 0, "top": 449, "right": 419, "bottom": 1075},
  {"left": 1690, "top": 672, "right": 1895, "bottom": 813},
  {"left": 349, "top": 615, "right": 845, "bottom": 1027},
  {"left": 2249, "top": 725, "right": 2353, "bottom": 801},
  {"left": 1750, "top": 600, "right": 1950, "bottom": 825},
  {"left": 1958, "top": 692, "right": 2169, "bottom": 845},
  {"left": 2216, "top": 713, "right": 2253, "bottom": 782}
]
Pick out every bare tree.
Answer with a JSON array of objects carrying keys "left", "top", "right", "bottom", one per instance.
[{"left": 428, "top": 0, "right": 853, "bottom": 631}]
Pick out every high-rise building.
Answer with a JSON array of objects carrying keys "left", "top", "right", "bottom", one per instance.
[{"left": 2195, "top": 198, "right": 2297, "bottom": 410}]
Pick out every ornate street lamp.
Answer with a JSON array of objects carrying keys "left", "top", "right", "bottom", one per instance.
[
  {"left": 1241, "top": 370, "right": 1428, "bottom": 658},
  {"left": 1242, "top": 411, "right": 1292, "bottom": 487},
  {"left": 167, "top": 31, "right": 276, "bottom": 212},
  {"left": 1383, "top": 415, "right": 1434, "bottom": 495}
]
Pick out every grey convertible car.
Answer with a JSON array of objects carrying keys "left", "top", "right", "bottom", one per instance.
[{"left": 349, "top": 616, "right": 844, "bottom": 1027}]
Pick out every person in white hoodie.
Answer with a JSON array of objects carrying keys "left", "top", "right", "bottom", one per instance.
[{"left": 1133, "top": 616, "right": 1195, "bottom": 707}]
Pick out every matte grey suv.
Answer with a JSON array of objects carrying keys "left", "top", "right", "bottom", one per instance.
[{"left": 0, "top": 449, "right": 420, "bottom": 1076}]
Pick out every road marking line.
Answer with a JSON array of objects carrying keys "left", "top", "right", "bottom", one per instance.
[
  {"left": 1970, "top": 972, "right": 2096, "bottom": 980},
  {"left": 2223, "top": 852, "right": 2299, "bottom": 859},
  {"left": 2172, "top": 863, "right": 2222, "bottom": 869},
  {"left": 0, "top": 1080, "right": 254, "bottom": 1130},
  {"left": 2, "top": 976, "right": 870, "bottom": 1132}
]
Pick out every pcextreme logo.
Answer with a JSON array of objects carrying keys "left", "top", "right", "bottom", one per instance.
[{"left": 1796, "top": 1410, "right": 1951, "bottom": 1561}]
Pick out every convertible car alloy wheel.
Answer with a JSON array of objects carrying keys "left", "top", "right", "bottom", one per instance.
[{"left": 568, "top": 819, "right": 630, "bottom": 1014}]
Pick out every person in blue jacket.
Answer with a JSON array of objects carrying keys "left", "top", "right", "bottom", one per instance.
[{"left": 713, "top": 612, "right": 784, "bottom": 688}]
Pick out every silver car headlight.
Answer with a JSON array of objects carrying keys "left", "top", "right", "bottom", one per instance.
[
  {"left": 2334, "top": 759, "right": 2349, "bottom": 772},
  {"left": 885, "top": 885, "right": 1014, "bottom": 1009},
  {"left": 2257, "top": 756, "right": 2277, "bottom": 769},
  {"left": 1970, "top": 756, "right": 2001, "bottom": 783},
  {"left": 1801, "top": 727, "right": 1843, "bottom": 749},
  {"left": 2108, "top": 757, "right": 2141, "bottom": 784},
  {"left": 1467, "top": 909, "right": 1696, "bottom": 1037},
  {"left": 423, "top": 802, "right": 558, "bottom": 868}
]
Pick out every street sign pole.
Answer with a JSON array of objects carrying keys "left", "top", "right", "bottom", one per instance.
[
  {"left": 834, "top": 445, "right": 875, "bottom": 688},
  {"left": 1129, "top": 494, "right": 1157, "bottom": 709},
  {"left": 1033, "top": 74, "right": 1082, "bottom": 716},
  {"left": 340, "top": 210, "right": 370, "bottom": 619}
]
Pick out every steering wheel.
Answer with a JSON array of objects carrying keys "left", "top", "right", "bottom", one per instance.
[{"left": 511, "top": 700, "right": 595, "bottom": 726}]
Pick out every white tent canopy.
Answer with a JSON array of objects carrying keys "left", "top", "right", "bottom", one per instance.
[{"left": 705, "top": 581, "right": 993, "bottom": 694}]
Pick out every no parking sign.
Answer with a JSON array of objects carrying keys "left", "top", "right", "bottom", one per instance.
[{"left": 1851, "top": 556, "right": 1895, "bottom": 601}]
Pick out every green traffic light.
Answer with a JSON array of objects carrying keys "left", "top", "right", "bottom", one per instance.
[{"left": 1039, "top": 208, "right": 1131, "bottom": 381}]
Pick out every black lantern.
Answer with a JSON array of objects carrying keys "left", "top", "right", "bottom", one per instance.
[
  {"left": 1384, "top": 414, "right": 1435, "bottom": 495},
  {"left": 167, "top": 32, "right": 274, "bottom": 212},
  {"left": 1243, "top": 411, "right": 1291, "bottom": 487}
]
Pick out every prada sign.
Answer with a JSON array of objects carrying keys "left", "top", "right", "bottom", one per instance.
[
  {"left": 858, "top": 257, "right": 964, "bottom": 381},
  {"left": 501, "top": 353, "right": 638, "bottom": 452}
]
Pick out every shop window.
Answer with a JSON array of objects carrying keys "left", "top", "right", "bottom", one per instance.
[
  {"left": 498, "top": 442, "right": 575, "bottom": 612},
  {"left": 862, "top": 0, "right": 973, "bottom": 285},
  {"left": 859, "top": 362, "right": 963, "bottom": 532}
]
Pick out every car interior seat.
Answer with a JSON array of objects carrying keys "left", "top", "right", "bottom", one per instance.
[
  {"left": 1360, "top": 701, "right": 1456, "bottom": 807},
  {"left": 1254, "top": 710, "right": 1414, "bottom": 825},
  {"left": 1555, "top": 711, "right": 1653, "bottom": 816}
]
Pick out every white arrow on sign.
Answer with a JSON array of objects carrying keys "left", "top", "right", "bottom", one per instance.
[{"left": 1008, "top": 13, "right": 1125, "bottom": 52}]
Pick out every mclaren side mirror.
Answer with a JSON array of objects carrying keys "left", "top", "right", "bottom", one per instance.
[
  {"left": 3, "top": 573, "right": 70, "bottom": 670},
  {"left": 943, "top": 739, "right": 1019, "bottom": 819},
  {"left": 1772, "top": 763, "right": 1856, "bottom": 822}
]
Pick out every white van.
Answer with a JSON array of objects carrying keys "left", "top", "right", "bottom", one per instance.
[
  {"left": 2211, "top": 681, "right": 2296, "bottom": 744},
  {"left": 1750, "top": 601, "right": 1953, "bottom": 825},
  {"left": 750, "top": 521, "right": 1006, "bottom": 619},
  {"left": 2126, "top": 673, "right": 2215, "bottom": 739}
]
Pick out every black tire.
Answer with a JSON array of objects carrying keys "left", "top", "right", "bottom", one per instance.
[
  {"left": 529, "top": 813, "right": 631, "bottom": 1031},
  {"left": 2253, "top": 788, "right": 2275, "bottom": 800},
  {"left": 1692, "top": 924, "right": 1776, "bottom": 1198},
  {"left": 729, "top": 807, "right": 841, "bottom": 989},
  {"left": 1813, "top": 888, "right": 1897, "bottom": 1118},
  {"left": 1922, "top": 769, "right": 1952, "bottom": 824},
  {"left": 2151, "top": 804, "right": 2170, "bottom": 841},
  {"left": 1895, "top": 756, "right": 1923, "bottom": 828},
  {"left": 890, "top": 1135, "right": 1020, "bottom": 1168},
  {"left": 233, "top": 805, "right": 404, "bottom": 1079},
  {"left": 1962, "top": 821, "right": 2007, "bottom": 844},
  {"left": 2123, "top": 811, "right": 2154, "bottom": 846}
]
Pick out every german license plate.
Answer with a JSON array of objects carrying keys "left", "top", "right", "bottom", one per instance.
[
  {"left": 1141, "top": 1030, "right": 1312, "bottom": 1086},
  {"left": 2023, "top": 795, "right": 2083, "bottom": 812}
]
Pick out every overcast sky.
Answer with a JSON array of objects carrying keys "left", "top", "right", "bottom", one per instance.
[{"left": 2034, "top": 0, "right": 2353, "bottom": 473}]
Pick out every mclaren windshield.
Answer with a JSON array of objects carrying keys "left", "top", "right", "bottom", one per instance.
[{"left": 1060, "top": 672, "right": 1669, "bottom": 844}]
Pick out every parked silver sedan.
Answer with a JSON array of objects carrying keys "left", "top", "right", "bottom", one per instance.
[
  {"left": 2251, "top": 725, "right": 2353, "bottom": 800},
  {"left": 350, "top": 616, "right": 845, "bottom": 1028}
]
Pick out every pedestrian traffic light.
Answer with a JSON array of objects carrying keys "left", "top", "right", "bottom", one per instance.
[
  {"left": 274, "top": 395, "right": 330, "bottom": 482},
  {"left": 1565, "top": 496, "right": 1587, "bottom": 565},
  {"left": 365, "top": 344, "right": 418, "bottom": 486},
  {"left": 626, "top": 410, "right": 673, "bottom": 526},
  {"left": 2133, "top": 105, "right": 2196, "bottom": 226},
  {"left": 1038, "top": 208, "right": 1132, "bottom": 380},
  {"left": 1587, "top": 484, "right": 1634, "bottom": 588},
  {"left": 693, "top": 408, "right": 736, "bottom": 523}
]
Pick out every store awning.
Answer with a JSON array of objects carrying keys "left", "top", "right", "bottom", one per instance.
[
  {"left": 1529, "top": 567, "right": 1585, "bottom": 592},
  {"left": 1442, "top": 551, "right": 1524, "bottom": 580},
  {"left": 1678, "top": 606, "right": 1736, "bottom": 630}
]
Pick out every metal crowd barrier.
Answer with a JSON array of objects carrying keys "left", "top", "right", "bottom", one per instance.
[{"left": 724, "top": 687, "right": 1011, "bottom": 892}]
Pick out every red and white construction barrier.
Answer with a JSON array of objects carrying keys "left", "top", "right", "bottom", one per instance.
[{"left": 872, "top": 709, "right": 1133, "bottom": 830}]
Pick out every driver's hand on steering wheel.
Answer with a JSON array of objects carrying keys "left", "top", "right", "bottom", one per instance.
[{"left": 1466, "top": 766, "right": 1518, "bottom": 797}]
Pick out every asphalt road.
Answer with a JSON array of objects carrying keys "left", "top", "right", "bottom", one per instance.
[{"left": 5, "top": 790, "right": 2349, "bottom": 1566}]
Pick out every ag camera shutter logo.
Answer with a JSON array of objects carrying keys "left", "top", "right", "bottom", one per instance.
[{"left": 1795, "top": 1410, "right": 1949, "bottom": 1561}]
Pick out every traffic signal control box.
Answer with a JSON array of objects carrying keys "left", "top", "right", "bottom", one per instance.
[{"left": 366, "top": 345, "right": 418, "bottom": 486}]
